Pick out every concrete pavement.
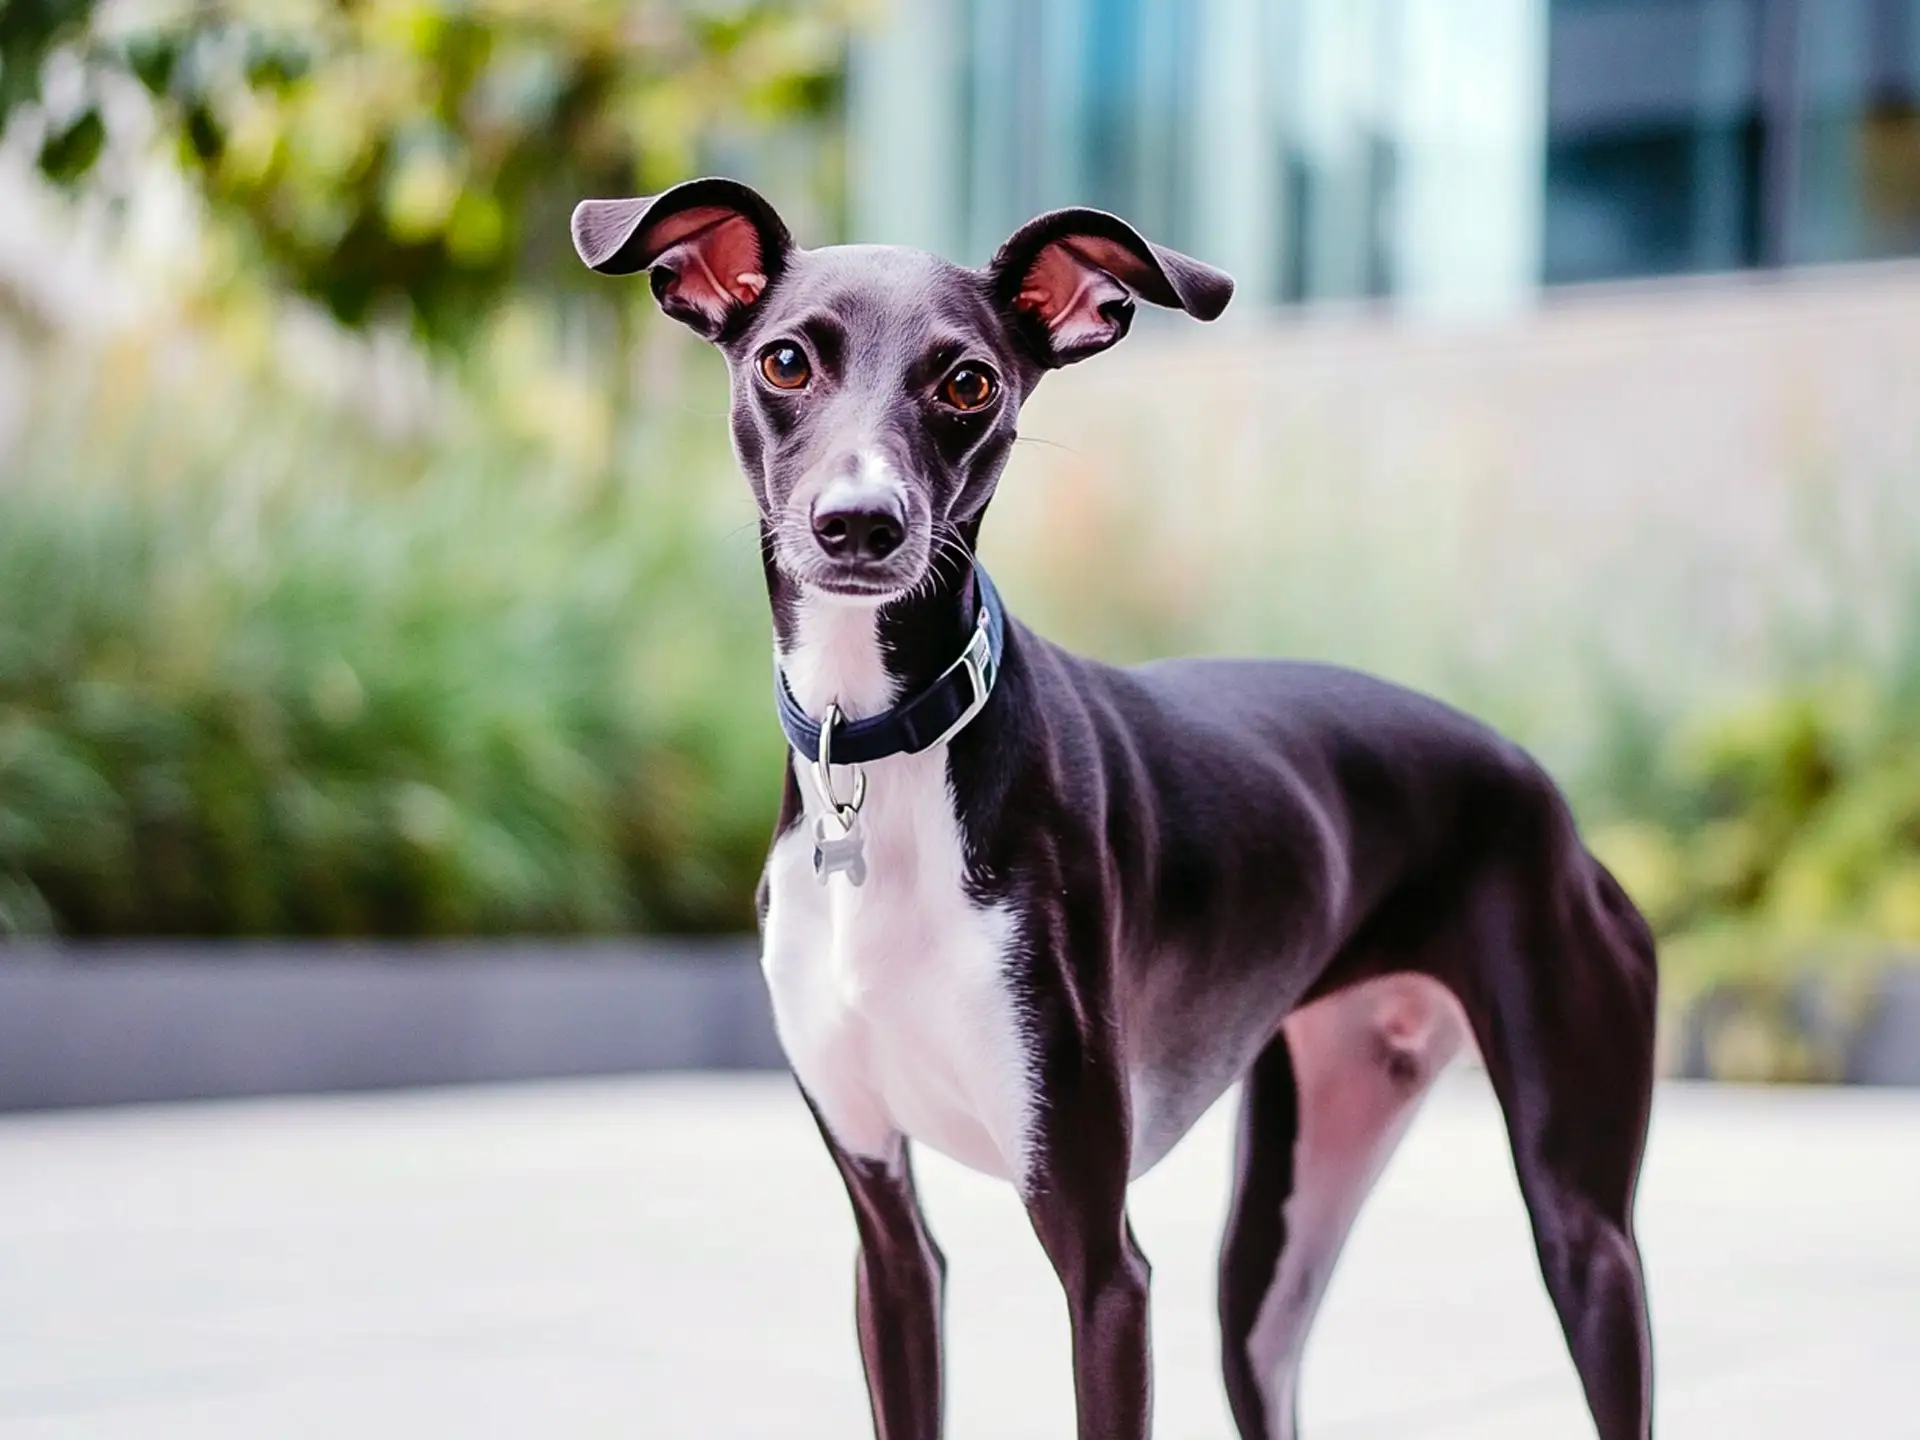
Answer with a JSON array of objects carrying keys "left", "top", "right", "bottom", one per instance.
[{"left": 1, "top": 1074, "right": 1915, "bottom": 1437}]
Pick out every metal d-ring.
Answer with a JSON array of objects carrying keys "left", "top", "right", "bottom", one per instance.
[{"left": 810, "top": 703, "right": 867, "bottom": 828}]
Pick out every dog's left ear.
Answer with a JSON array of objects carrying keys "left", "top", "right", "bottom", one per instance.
[
  {"left": 989, "top": 208, "right": 1234, "bottom": 366},
  {"left": 571, "top": 177, "right": 792, "bottom": 340}
]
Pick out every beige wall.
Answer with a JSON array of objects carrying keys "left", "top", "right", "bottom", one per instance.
[{"left": 986, "top": 262, "right": 1920, "bottom": 765}]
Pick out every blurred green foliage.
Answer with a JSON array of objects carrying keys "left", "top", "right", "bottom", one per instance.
[
  {"left": 1590, "top": 634, "right": 1920, "bottom": 977},
  {"left": 0, "top": 0, "right": 855, "bottom": 936},
  {"left": 1573, "top": 590, "right": 1920, "bottom": 1078},
  {"left": 9, "top": 312, "right": 1918, "bottom": 952},
  {"left": 0, "top": 338, "right": 780, "bottom": 938},
  {"left": 1, "top": 0, "right": 847, "bottom": 343}
]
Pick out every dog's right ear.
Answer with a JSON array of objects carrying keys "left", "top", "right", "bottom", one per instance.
[{"left": 571, "top": 178, "right": 792, "bottom": 341}]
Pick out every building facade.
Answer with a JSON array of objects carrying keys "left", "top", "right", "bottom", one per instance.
[{"left": 849, "top": 0, "right": 1920, "bottom": 314}]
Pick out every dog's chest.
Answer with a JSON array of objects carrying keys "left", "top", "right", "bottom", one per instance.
[{"left": 760, "top": 748, "right": 1035, "bottom": 1185}]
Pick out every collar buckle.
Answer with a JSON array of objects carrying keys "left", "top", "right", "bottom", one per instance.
[{"left": 926, "top": 607, "right": 993, "bottom": 751}]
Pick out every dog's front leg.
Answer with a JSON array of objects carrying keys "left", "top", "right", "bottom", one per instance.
[
  {"left": 807, "top": 1104, "right": 947, "bottom": 1440},
  {"left": 1024, "top": 1054, "right": 1153, "bottom": 1439}
]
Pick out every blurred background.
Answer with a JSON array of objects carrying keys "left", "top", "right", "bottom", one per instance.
[
  {"left": 2, "top": 0, "right": 1919, "bottom": 1089},
  {"left": 3, "top": 6, "right": 1919, "bottom": 1438}
]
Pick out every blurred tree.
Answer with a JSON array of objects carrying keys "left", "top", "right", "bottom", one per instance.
[{"left": 0, "top": 0, "right": 848, "bottom": 345}]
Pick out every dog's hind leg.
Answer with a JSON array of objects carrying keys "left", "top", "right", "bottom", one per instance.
[
  {"left": 1217, "top": 973, "right": 1466, "bottom": 1440},
  {"left": 1442, "top": 818, "right": 1658, "bottom": 1440}
]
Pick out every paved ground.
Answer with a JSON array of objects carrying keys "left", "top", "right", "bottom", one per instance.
[{"left": 1, "top": 1075, "right": 1915, "bottom": 1438}]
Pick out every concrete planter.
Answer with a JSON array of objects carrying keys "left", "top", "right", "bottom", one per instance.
[
  {"left": 1847, "top": 969, "right": 1920, "bottom": 1086},
  {"left": 5, "top": 944, "right": 1916, "bottom": 1111},
  {"left": 0, "top": 940, "right": 783, "bottom": 1111},
  {"left": 1675, "top": 966, "right": 1920, "bottom": 1086}
]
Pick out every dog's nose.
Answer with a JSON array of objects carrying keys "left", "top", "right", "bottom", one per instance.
[{"left": 812, "top": 500, "right": 904, "bottom": 563}]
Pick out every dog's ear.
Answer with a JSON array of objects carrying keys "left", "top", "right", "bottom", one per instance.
[
  {"left": 989, "top": 208, "right": 1234, "bottom": 366},
  {"left": 571, "top": 178, "right": 793, "bottom": 340}
]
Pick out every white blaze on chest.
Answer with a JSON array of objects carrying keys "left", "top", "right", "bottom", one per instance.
[{"left": 760, "top": 596, "right": 1036, "bottom": 1187}]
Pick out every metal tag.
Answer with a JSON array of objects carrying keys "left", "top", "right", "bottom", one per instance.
[{"left": 813, "top": 810, "right": 867, "bottom": 887}]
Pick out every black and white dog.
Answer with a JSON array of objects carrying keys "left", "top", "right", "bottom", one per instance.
[{"left": 573, "top": 178, "right": 1657, "bottom": 1440}]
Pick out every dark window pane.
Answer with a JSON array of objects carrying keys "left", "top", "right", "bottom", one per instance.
[{"left": 1545, "top": 0, "right": 1765, "bottom": 282}]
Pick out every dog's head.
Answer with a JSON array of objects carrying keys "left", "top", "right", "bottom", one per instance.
[{"left": 572, "top": 177, "right": 1233, "bottom": 602}]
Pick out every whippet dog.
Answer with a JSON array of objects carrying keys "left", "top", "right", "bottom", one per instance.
[{"left": 573, "top": 178, "right": 1657, "bottom": 1440}]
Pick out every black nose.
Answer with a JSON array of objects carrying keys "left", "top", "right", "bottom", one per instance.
[{"left": 812, "top": 501, "right": 904, "bottom": 563}]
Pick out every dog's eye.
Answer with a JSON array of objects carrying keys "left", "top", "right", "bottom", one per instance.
[
  {"left": 759, "top": 344, "right": 811, "bottom": 390},
  {"left": 941, "top": 365, "right": 996, "bottom": 412}
]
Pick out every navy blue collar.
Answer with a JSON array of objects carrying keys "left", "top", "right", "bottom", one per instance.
[{"left": 774, "top": 566, "right": 1007, "bottom": 766}]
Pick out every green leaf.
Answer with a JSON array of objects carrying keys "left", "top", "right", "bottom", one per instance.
[
  {"left": 244, "top": 39, "right": 309, "bottom": 91},
  {"left": 184, "top": 101, "right": 222, "bottom": 163},
  {"left": 123, "top": 35, "right": 178, "bottom": 97},
  {"left": 36, "top": 105, "right": 104, "bottom": 184}
]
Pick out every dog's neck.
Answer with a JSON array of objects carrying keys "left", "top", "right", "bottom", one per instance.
[{"left": 765, "top": 523, "right": 983, "bottom": 725}]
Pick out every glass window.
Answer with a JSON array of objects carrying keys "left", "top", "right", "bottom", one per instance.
[
  {"left": 1543, "top": 0, "right": 1920, "bottom": 283},
  {"left": 1795, "top": 0, "right": 1920, "bottom": 262},
  {"left": 1543, "top": 0, "right": 1765, "bottom": 283},
  {"left": 852, "top": 0, "right": 1917, "bottom": 308}
]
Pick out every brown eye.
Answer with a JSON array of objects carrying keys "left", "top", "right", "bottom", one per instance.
[
  {"left": 941, "top": 365, "right": 996, "bottom": 411},
  {"left": 759, "top": 343, "right": 810, "bottom": 390}
]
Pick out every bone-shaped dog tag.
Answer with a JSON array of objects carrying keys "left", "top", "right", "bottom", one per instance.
[{"left": 813, "top": 811, "right": 867, "bottom": 887}]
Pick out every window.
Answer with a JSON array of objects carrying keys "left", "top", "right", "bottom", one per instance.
[{"left": 1544, "top": 0, "right": 1920, "bottom": 284}]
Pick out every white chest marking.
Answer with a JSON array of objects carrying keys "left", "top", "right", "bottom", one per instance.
[{"left": 760, "top": 595, "right": 1037, "bottom": 1187}]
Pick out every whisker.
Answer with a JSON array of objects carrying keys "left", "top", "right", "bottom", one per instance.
[
  {"left": 923, "top": 535, "right": 973, "bottom": 587},
  {"left": 933, "top": 521, "right": 978, "bottom": 571}
]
